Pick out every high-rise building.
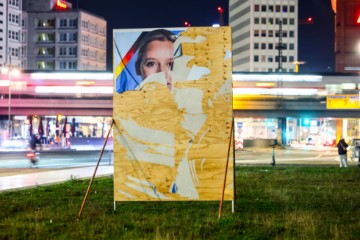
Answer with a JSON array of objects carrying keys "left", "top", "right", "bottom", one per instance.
[
  {"left": 0, "top": 0, "right": 25, "bottom": 69},
  {"left": 0, "top": 0, "right": 106, "bottom": 71},
  {"left": 229, "top": 0, "right": 298, "bottom": 72},
  {"left": 333, "top": 0, "right": 360, "bottom": 73},
  {"left": 25, "top": 0, "right": 106, "bottom": 70}
]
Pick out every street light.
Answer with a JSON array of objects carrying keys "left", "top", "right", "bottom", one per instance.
[
  {"left": 1, "top": 67, "right": 20, "bottom": 138},
  {"left": 292, "top": 60, "right": 306, "bottom": 73}
]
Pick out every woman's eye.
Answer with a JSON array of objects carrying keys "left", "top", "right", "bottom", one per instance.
[{"left": 145, "top": 61, "right": 158, "bottom": 68}]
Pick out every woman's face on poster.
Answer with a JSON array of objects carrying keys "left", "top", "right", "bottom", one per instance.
[{"left": 139, "top": 40, "right": 174, "bottom": 90}]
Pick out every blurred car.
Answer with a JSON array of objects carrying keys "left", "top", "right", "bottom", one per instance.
[{"left": 1, "top": 138, "right": 29, "bottom": 149}]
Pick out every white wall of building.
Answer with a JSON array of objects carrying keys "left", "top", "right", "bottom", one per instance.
[
  {"left": 0, "top": 0, "right": 23, "bottom": 69},
  {"left": 230, "top": 0, "right": 298, "bottom": 73}
]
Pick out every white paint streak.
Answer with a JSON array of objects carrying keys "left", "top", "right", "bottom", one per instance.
[
  {"left": 174, "top": 142, "right": 199, "bottom": 199},
  {"left": 175, "top": 88, "right": 204, "bottom": 114},
  {"left": 181, "top": 114, "right": 207, "bottom": 137},
  {"left": 224, "top": 49, "right": 232, "bottom": 60},
  {"left": 190, "top": 159, "right": 200, "bottom": 186},
  {"left": 127, "top": 176, "right": 155, "bottom": 188},
  {"left": 214, "top": 79, "right": 232, "bottom": 100},
  {"left": 115, "top": 115, "right": 175, "bottom": 166},
  {"left": 201, "top": 158, "right": 206, "bottom": 173},
  {"left": 119, "top": 116, "right": 174, "bottom": 146},
  {"left": 118, "top": 190, "right": 136, "bottom": 199},
  {"left": 187, "top": 65, "right": 211, "bottom": 80},
  {"left": 135, "top": 72, "right": 167, "bottom": 90}
]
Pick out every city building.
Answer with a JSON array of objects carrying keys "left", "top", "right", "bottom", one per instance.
[
  {"left": 0, "top": 0, "right": 106, "bottom": 71},
  {"left": 229, "top": 0, "right": 298, "bottom": 72},
  {"left": 0, "top": 0, "right": 25, "bottom": 69},
  {"left": 25, "top": 0, "right": 107, "bottom": 70},
  {"left": 333, "top": 0, "right": 360, "bottom": 73}
]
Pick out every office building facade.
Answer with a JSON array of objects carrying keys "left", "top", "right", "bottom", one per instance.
[
  {"left": 0, "top": 0, "right": 25, "bottom": 69},
  {"left": 0, "top": 0, "right": 106, "bottom": 71},
  {"left": 229, "top": 0, "right": 298, "bottom": 72},
  {"left": 25, "top": 0, "right": 106, "bottom": 70}
]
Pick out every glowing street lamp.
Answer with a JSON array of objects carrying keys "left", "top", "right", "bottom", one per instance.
[
  {"left": 1, "top": 67, "right": 20, "bottom": 137},
  {"left": 292, "top": 60, "right": 306, "bottom": 73}
]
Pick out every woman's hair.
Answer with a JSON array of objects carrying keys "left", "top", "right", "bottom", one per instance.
[{"left": 135, "top": 29, "right": 176, "bottom": 76}]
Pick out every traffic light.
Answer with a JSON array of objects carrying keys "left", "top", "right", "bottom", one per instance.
[
  {"left": 184, "top": 21, "right": 190, "bottom": 27},
  {"left": 217, "top": 6, "right": 224, "bottom": 13}
]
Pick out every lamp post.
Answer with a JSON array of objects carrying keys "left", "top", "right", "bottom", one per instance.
[
  {"left": 2, "top": 67, "right": 20, "bottom": 138},
  {"left": 292, "top": 60, "right": 306, "bottom": 73}
]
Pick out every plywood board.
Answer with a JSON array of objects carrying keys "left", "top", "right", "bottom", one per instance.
[{"left": 113, "top": 27, "right": 233, "bottom": 201}]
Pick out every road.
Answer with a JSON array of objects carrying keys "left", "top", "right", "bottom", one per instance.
[
  {"left": 0, "top": 146, "right": 358, "bottom": 169},
  {"left": 0, "top": 150, "right": 114, "bottom": 169}
]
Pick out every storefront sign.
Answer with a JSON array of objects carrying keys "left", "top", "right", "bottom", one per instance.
[{"left": 326, "top": 94, "right": 360, "bottom": 109}]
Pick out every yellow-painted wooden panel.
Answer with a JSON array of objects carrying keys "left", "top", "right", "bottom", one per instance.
[{"left": 113, "top": 27, "right": 234, "bottom": 201}]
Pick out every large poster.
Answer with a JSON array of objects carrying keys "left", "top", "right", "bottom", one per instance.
[{"left": 113, "top": 27, "right": 233, "bottom": 201}]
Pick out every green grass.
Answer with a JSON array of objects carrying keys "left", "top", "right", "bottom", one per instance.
[{"left": 1, "top": 166, "right": 360, "bottom": 239}]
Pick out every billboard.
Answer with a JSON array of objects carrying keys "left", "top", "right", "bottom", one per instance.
[{"left": 113, "top": 27, "right": 233, "bottom": 201}]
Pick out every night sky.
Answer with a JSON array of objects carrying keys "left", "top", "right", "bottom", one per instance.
[{"left": 68, "top": 0, "right": 335, "bottom": 73}]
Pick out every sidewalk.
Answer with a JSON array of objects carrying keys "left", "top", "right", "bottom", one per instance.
[{"left": 0, "top": 165, "right": 113, "bottom": 192}]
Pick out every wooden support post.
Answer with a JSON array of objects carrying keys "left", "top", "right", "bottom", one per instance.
[
  {"left": 219, "top": 118, "right": 234, "bottom": 219},
  {"left": 77, "top": 119, "right": 114, "bottom": 220}
]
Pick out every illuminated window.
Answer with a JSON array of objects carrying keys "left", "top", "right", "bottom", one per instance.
[
  {"left": 38, "top": 33, "right": 55, "bottom": 42},
  {"left": 37, "top": 61, "right": 55, "bottom": 70},
  {"left": 38, "top": 19, "right": 55, "bottom": 28}
]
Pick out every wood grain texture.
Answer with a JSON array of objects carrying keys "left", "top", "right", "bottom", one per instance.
[{"left": 113, "top": 27, "right": 234, "bottom": 201}]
